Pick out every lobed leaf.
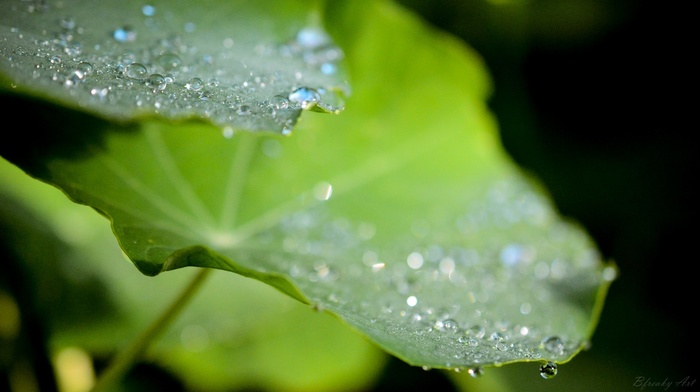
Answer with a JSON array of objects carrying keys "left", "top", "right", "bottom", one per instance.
[{"left": 0, "top": 0, "right": 615, "bottom": 373}]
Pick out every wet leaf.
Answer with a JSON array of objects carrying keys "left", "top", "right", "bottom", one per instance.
[
  {"left": 0, "top": 157, "right": 386, "bottom": 392},
  {"left": 0, "top": 0, "right": 614, "bottom": 373},
  {"left": 0, "top": 0, "right": 348, "bottom": 135}
]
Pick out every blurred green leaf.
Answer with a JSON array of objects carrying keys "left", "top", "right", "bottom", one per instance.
[{"left": 0, "top": 0, "right": 614, "bottom": 376}]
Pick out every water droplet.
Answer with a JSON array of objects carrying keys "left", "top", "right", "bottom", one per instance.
[
  {"left": 539, "top": 362, "right": 557, "bottom": 379},
  {"left": 439, "top": 257, "right": 456, "bottom": 275},
  {"left": 438, "top": 319, "right": 459, "bottom": 333},
  {"left": 407, "top": 252, "right": 424, "bottom": 269},
  {"left": 406, "top": 296, "right": 418, "bottom": 307},
  {"left": 76, "top": 62, "right": 94, "bottom": 76},
  {"left": 542, "top": 336, "right": 565, "bottom": 356},
  {"left": 468, "top": 367, "right": 484, "bottom": 378},
  {"left": 237, "top": 104, "right": 251, "bottom": 115},
  {"left": 146, "top": 73, "right": 167, "bottom": 91},
  {"left": 602, "top": 265, "right": 618, "bottom": 281},
  {"left": 269, "top": 95, "right": 290, "bottom": 110},
  {"left": 113, "top": 26, "right": 137, "bottom": 43},
  {"left": 60, "top": 18, "right": 76, "bottom": 30},
  {"left": 125, "top": 63, "right": 148, "bottom": 80},
  {"left": 64, "top": 70, "right": 84, "bottom": 87},
  {"left": 221, "top": 127, "right": 234, "bottom": 138},
  {"left": 489, "top": 332, "right": 506, "bottom": 342},
  {"left": 320, "top": 62, "right": 337, "bottom": 75},
  {"left": 90, "top": 88, "right": 109, "bottom": 99},
  {"left": 157, "top": 53, "right": 182, "bottom": 71},
  {"left": 142, "top": 4, "right": 156, "bottom": 16},
  {"left": 466, "top": 325, "right": 485, "bottom": 339},
  {"left": 519, "top": 302, "right": 532, "bottom": 315},
  {"left": 288, "top": 86, "right": 319, "bottom": 109},
  {"left": 184, "top": 77, "right": 203, "bottom": 91},
  {"left": 295, "top": 27, "right": 331, "bottom": 49}
]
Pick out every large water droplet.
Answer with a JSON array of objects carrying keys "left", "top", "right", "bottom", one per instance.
[
  {"left": 468, "top": 367, "right": 484, "bottom": 378},
  {"left": 184, "top": 77, "right": 203, "bottom": 91},
  {"left": 157, "top": 53, "right": 182, "bottom": 71},
  {"left": 125, "top": 63, "right": 148, "bottom": 80},
  {"left": 288, "top": 86, "right": 320, "bottom": 109},
  {"left": 539, "top": 362, "right": 557, "bottom": 379},
  {"left": 269, "top": 95, "right": 290, "bottom": 110},
  {"left": 146, "top": 73, "right": 167, "bottom": 91},
  {"left": 542, "top": 336, "right": 565, "bottom": 356}
]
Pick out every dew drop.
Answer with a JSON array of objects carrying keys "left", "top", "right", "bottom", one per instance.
[
  {"left": 438, "top": 319, "right": 459, "bottom": 333},
  {"left": 542, "top": 336, "right": 565, "bottom": 356},
  {"left": 602, "top": 265, "right": 618, "bottom": 282},
  {"left": 320, "top": 62, "right": 337, "bottom": 75},
  {"left": 76, "top": 62, "right": 94, "bottom": 76},
  {"left": 87, "top": 87, "right": 105, "bottom": 99},
  {"left": 146, "top": 73, "right": 166, "bottom": 91},
  {"left": 269, "top": 95, "right": 290, "bottom": 110},
  {"left": 125, "top": 63, "right": 148, "bottom": 80},
  {"left": 519, "top": 302, "right": 532, "bottom": 315},
  {"left": 237, "top": 104, "right": 251, "bottom": 116},
  {"left": 60, "top": 18, "right": 76, "bottom": 30},
  {"left": 407, "top": 252, "right": 424, "bottom": 269},
  {"left": 221, "top": 127, "right": 234, "bottom": 139},
  {"left": 64, "top": 70, "right": 84, "bottom": 87},
  {"left": 468, "top": 367, "right": 484, "bottom": 378},
  {"left": 157, "top": 53, "right": 182, "bottom": 71},
  {"left": 466, "top": 325, "right": 485, "bottom": 339},
  {"left": 539, "top": 362, "right": 557, "bottom": 379},
  {"left": 113, "top": 26, "right": 137, "bottom": 43},
  {"left": 295, "top": 27, "right": 331, "bottom": 49},
  {"left": 406, "top": 296, "right": 418, "bottom": 307},
  {"left": 142, "top": 4, "right": 156, "bottom": 16},
  {"left": 288, "top": 86, "right": 320, "bottom": 109},
  {"left": 184, "top": 77, "right": 203, "bottom": 91}
]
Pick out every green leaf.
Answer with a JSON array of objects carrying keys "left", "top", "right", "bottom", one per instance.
[
  {"left": 0, "top": 0, "right": 615, "bottom": 373},
  {"left": 0, "top": 0, "right": 348, "bottom": 134},
  {"left": 0, "top": 157, "right": 386, "bottom": 392}
]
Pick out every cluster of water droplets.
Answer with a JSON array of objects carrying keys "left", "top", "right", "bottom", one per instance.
[
  {"left": 228, "top": 174, "right": 616, "bottom": 377},
  {"left": 0, "top": 1, "right": 348, "bottom": 135}
]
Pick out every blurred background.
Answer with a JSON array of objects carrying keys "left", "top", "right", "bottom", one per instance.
[{"left": 1, "top": 0, "right": 695, "bottom": 391}]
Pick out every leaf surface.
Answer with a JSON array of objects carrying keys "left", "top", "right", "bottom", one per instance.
[
  {"left": 0, "top": 0, "right": 614, "bottom": 371},
  {"left": 0, "top": 0, "right": 347, "bottom": 134}
]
